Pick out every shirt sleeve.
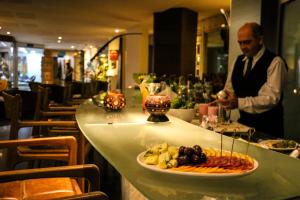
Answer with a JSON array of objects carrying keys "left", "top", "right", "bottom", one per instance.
[{"left": 238, "top": 56, "right": 287, "bottom": 113}]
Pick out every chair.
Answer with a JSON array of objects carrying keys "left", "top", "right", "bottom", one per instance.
[
  {"left": 35, "top": 85, "right": 77, "bottom": 115},
  {"left": 32, "top": 86, "right": 90, "bottom": 164},
  {"left": 28, "top": 81, "right": 39, "bottom": 93},
  {"left": 2, "top": 91, "right": 86, "bottom": 170},
  {"left": 0, "top": 136, "right": 109, "bottom": 200},
  {"left": 63, "top": 83, "right": 87, "bottom": 106},
  {"left": 2, "top": 90, "right": 77, "bottom": 140},
  {"left": 0, "top": 136, "right": 77, "bottom": 170},
  {"left": 0, "top": 79, "right": 8, "bottom": 121},
  {"left": 26, "top": 85, "right": 78, "bottom": 138},
  {"left": 55, "top": 191, "right": 109, "bottom": 200}
]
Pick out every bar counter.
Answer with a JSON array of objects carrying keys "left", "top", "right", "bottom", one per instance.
[{"left": 76, "top": 90, "right": 300, "bottom": 200}]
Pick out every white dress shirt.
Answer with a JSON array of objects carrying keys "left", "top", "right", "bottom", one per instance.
[{"left": 224, "top": 46, "right": 288, "bottom": 114}]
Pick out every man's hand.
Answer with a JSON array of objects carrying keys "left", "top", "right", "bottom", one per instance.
[{"left": 217, "top": 90, "right": 238, "bottom": 109}]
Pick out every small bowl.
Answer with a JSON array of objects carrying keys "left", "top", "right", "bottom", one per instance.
[{"left": 168, "top": 108, "right": 196, "bottom": 122}]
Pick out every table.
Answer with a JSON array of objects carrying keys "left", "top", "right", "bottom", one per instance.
[{"left": 76, "top": 89, "right": 300, "bottom": 200}]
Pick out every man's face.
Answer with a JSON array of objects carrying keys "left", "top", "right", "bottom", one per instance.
[{"left": 237, "top": 26, "right": 262, "bottom": 57}]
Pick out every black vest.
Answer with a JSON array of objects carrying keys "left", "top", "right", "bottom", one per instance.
[{"left": 232, "top": 50, "right": 284, "bottom": 137}]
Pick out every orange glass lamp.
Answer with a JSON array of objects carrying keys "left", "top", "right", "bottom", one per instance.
[{"left": 139, "top": 83, "right": 149, "bottom": 112}]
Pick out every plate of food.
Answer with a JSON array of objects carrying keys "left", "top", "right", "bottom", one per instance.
[
  {"left": 137, "top": 143, "right": 258, "bottom": 178},
  {"left": 258, "top": 140, "right": 298, "bottom": 151}
]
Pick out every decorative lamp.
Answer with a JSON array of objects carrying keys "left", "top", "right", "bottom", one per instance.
[
  {"left": 142, "top": 83, "right": 171, "bottom": 122},
  {"left": 145, "top": 95, "right": 171, "bottom": 122},
  {"left": 103, "top": 91, "right": 126, "bottom": 111}
]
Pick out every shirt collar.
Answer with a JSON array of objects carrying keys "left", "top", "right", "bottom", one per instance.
[{"left": 242, "top": 45, "right": 265, "bottom": 62}]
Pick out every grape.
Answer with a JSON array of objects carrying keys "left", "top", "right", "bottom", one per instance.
[
  {"left": 193, "top": 145, "right": 202, "bottom": 156},
  {"left": 199, "top": 153, "right": 207, "bottom": 163},
  {"left": 178, "top": 146, "right": 185, "bottom": 156},
  {"left": 184, "top": 147, "right": 194, "bottom": 156},
  {"left": 177, "top": 145, "right": 207, "bottom": 166},
  {"left": 177, "top": 155, "right": 190, "bottom": 166},
  {"left": 191, "top": 154, "right": 201, "bottom": 164}
]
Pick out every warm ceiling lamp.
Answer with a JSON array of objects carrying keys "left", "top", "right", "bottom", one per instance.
[
  {"left": 6, "top": 31, "right": 10, "bottom": 35},
  {"left": 115, "top": 29, "right": 120, "bottom": 33},
  {"left": 220, "top": 8, "right": 230, "bottom": 26},
  {"left": 58, "top": 36, "right": 62, "bottom": 40},
  {"left": 57, "top": 40, "right": 61, "bottom": 43},
  {"left": 0, "top": 26, "right": 2, "bottom": 30},
  {"left": 71, "top": 46, "right": 75, "bottom": 49}
]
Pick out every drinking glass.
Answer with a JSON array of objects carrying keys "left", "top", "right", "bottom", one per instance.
[
  {"left": 224, "top": 109, "right": 231, "bottom": 124},
  {"left": 208, "top": 106, "right": 218, "bottom": 116},
  {"left": 198, "top": 103, "right": 208, "bottom": 122}
]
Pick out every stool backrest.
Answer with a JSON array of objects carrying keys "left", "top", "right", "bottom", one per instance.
[{"left": 2, "top": 91, "right": 22, "bottom": 140}]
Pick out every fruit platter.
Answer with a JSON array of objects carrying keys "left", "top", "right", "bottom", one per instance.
[{"left": 137, "top": 143, "right": 258, "bottom": 178}]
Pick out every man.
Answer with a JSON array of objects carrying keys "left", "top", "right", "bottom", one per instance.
[
  {"left": 220, "top": 22, "right": 287, "bottom": 138},
  {"left": 65, "top": 63, "right": 73, "bottom": 82}
]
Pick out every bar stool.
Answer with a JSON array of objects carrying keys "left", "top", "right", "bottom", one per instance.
[{"left": 0, "top": 136, "right": 109, "bottom": 200}]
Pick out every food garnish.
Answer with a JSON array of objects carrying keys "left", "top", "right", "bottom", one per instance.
[
  {"left": 143, "top": 143, "right": 179, "bottom": 169},
  {"left": 172, "top": 148, "right": 254, "bottom": 173},
  {"left": 271, "top": 140, "right": 297, "bottom": 148}
]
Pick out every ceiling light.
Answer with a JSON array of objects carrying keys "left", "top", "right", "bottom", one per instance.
[
  {"left": 220, "top": 8, "right": 226, "bottom": 15},
  {"left": 89, "top": 45, "right": 93, "bottom": 48},
  {"left": 58, "top": 36, "right": 62, "bottom": 40},
  {"left": 293, "top": 88, "right": 299, "bottom": 95},
  {"left": 7, "top": 31, "right": 11, "bottom": 35},
  {"left": 0, "top": 26, "right": 2, "bottom": 30},
  {"left": 115, "top": 29, "right": 120, "bottom": 33},
  {"left": 57, "top": 40, "right": 61, "bottom": 43},
  {"left": 71, "top": 46, "right": 75, "bottom": 49}
]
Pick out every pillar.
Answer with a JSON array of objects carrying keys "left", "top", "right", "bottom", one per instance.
[{"left": 153, "top": 7, "right": 198, "bottom": 76}]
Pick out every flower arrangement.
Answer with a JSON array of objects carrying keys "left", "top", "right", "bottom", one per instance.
[{"left": 86, "top": 54, "right": 109, "bottom": 82}]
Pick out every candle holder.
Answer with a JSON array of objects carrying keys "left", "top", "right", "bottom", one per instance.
[
  {"left": 103, "top": 91, "right": 126, "bottom": 111},
  {"left": 145, "top": 95, "right": 171, "bottom": 122}
]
